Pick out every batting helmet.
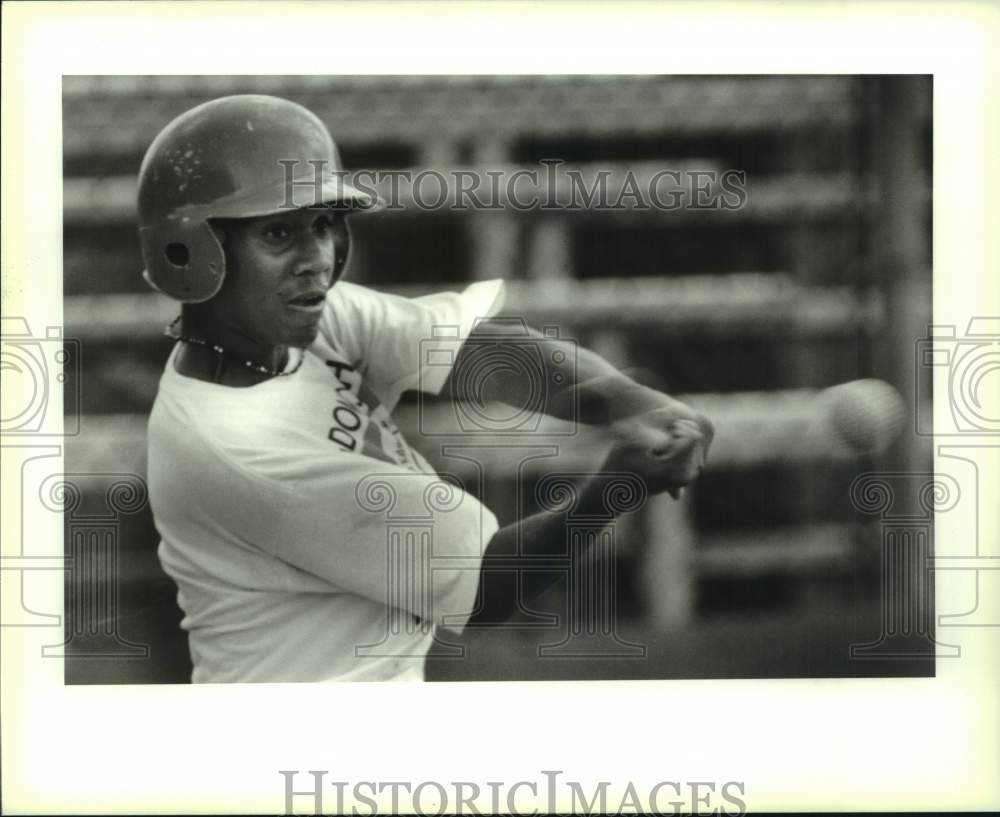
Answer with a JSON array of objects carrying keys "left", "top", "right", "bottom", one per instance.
[{"left": 137, "top": 94, "right": 380, "bottom": 303}]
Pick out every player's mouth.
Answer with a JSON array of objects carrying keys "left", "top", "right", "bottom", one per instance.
[{"left": 285, "top": 290, "right": 327, "bottom": 314}]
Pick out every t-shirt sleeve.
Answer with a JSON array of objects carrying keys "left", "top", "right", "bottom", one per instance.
[
  {"left": 320, "top": 279, "right": 506, "bottom": 410},
  {"left": 268, "top": 449, "right": 498, "bottom": 634}
]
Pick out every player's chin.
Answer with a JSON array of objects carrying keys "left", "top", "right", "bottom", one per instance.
[
  {"left": 278, "top": 308, "right": 324, "bottom": 345},
  {"left": 289, "top": 328, "right": 321, "bottom": 348},
  {"left": 281, "top": 320, "right": 322, "bottom": 348}
]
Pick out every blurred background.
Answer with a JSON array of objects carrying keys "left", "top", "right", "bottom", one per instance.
[{"left": 61, "top": 74, "right": 933, "bottom": 683}]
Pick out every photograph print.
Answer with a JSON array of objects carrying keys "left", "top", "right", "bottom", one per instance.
[{"left": 57, "top": 74, "right": 935, "bottom": 684}]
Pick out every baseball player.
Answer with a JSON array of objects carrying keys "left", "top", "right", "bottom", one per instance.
[{"left": 140, "top": 95, "right": 712, "bottom": 683}]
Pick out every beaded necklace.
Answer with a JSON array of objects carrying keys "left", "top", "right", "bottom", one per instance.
[{"left": 164, "top": 315, "right": 304, "bottom": 378}]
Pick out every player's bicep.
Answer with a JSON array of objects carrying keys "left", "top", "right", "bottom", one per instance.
[
  {"left": 439, "top": 317, "right": 548, "bottom": 406},
  {"left": 271, "top": 458, "right": 497, "bottom": 628}
]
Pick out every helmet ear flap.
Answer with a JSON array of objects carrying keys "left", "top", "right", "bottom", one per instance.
[
  {"left": 139, "top": 220, "right": 226, "bottom": 303},
  {"left": 333, "top": 216, "right": 352, "bottom": 280}
]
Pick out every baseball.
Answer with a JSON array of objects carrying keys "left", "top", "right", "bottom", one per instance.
[{"left": 822, "top": 379, "right": 907, "bottom": 454}]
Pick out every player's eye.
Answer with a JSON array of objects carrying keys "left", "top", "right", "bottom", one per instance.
[
  {"left": 312, "top": 214, "right": 337, "bottom": 235},
  {"left": 261, "top": 222, "right": 291, "bottom": 241}
]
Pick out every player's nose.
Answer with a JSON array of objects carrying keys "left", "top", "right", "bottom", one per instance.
[{"left": 291, "top": 232, "right": 335, "bottom": 280}]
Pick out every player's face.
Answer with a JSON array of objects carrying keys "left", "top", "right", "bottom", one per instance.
[{"left": 213, "top": 208, "right": 347, "bottom": 349}]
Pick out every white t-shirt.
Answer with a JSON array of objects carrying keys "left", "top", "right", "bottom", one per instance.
[{"left": 148, "top": 280, "right": 504, "bottom": 683}]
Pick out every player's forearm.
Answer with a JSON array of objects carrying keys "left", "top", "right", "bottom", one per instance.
[
  {"left": 466, "top": 390, "right": 713, "bottom": 625},
  {"left": 524, "top": 331, "right": 670, "bottom": 426},
  {"left": 467, "top": 472, "right": 627, "bottom": 625},
  {"left": 449, "top": 320, "right": 670, "bottom": 426},
  {"left": 555, "top": 372, "right": 676, "bottom": 427}
]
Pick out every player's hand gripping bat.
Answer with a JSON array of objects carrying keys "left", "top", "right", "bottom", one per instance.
[{"left": 606, "top": 405, "right": 714, "bottom": 499}]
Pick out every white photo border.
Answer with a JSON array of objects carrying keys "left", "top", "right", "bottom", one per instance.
[{"left": 2, "top": 1, "right": 998, "bottom": 813}]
